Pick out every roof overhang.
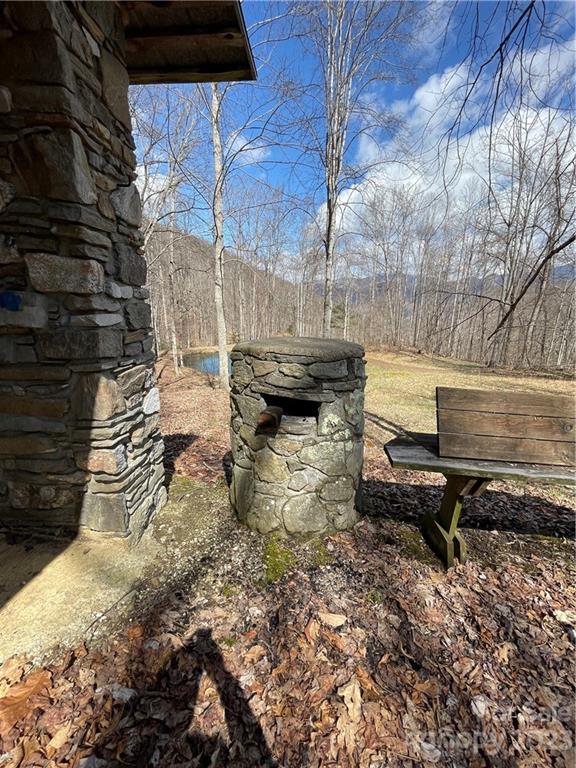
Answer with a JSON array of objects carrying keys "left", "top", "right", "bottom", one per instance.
[{"left": 121, "top": 1, "right": 256, "bottom": 85}]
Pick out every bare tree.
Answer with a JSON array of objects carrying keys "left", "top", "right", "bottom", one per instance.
[{"left": 288, "top": 0, "right": 420, "bottom": 336}]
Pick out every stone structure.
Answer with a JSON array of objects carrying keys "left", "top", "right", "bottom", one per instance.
[
  {"left": 229, "top": 337, "right": 366, "bottom": 535},
  {"left": 0, "top": 2, "right": 254, "bottom": 539},
  {"left": 0, "top": 3, "right": 165, "bottom": 537}
]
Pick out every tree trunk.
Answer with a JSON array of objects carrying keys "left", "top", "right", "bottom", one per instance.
[{"left": 210, "top": 83, "right": 229, "bottom": 392}]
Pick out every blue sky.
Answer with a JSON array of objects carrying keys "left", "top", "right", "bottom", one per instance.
[
  {"left": 133, "top": 1, "right": 575, "bottom": 253},
  {"left": 224, "top": 1, "right": 574, "bottom": 217}
]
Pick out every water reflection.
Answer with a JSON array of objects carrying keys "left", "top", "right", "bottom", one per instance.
[{"left": 183, "top": 352, "right": 232, "bottom": 375}]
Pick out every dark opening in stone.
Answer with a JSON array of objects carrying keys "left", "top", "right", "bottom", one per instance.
[{"left": 262, "top": 393, "right": 320, "bottom": 419}]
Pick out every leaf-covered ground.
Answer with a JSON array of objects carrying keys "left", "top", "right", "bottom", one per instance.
[{"left": 1, "top": 352, "right": 574, "bottom": 767}]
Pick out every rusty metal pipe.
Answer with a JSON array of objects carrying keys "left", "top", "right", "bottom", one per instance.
[{"left": 255, "top": 406, "right": 283, "bottom": 435}]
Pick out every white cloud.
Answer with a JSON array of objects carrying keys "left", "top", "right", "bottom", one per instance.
[
  {"left": 338, "top": 33, "right": 576, "bottom": 237},
  {"left": 226, "top": 130, "right": 270, "bottom": 167}
]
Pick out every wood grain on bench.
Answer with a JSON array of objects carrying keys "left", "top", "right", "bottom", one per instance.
[{"left": 437, "top": 387, "right": 575, "bottom": 467}]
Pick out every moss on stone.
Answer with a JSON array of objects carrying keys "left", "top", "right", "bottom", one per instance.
[
  {"left": 263, "top": 534, "right": 297, "bottom": 583},
  {"left": 310, "top": 539, "right": 333, "bottom": 567}
]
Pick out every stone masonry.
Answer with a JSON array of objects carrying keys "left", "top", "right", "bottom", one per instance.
[
  {"left": 0, "top": 3, "right": 165, "bottom": 537},
  {"left": 229, "top": 337, "right": 366, "bottom": 535}
]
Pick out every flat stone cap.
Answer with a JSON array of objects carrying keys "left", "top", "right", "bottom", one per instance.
[{"left": 233, "top": 336, "right": 364, "bottom": 361}]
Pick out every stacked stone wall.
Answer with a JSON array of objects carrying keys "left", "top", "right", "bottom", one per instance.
[
  {"left": 229, "top": 338, "right": 365, "bottom": 535},
  {"left": 0, "top": 2, "right": 165, "bottom": 537}
]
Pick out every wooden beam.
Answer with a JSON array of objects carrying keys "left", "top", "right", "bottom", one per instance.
[
  {"left": 126, "top": 26, "right": 245, "bottom": 46},
  {"left": 128, "top": 66, "right": 253, "bottom": 85}
]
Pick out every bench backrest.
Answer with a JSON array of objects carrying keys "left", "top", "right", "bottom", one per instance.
[{"left": 436, "top": 387, "right": 575, "bottom": 467}]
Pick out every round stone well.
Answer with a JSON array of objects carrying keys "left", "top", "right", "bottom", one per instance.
[{"left": 229, "top": 337, "right": 366, "bottom": 535}]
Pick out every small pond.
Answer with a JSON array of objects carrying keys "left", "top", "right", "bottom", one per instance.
[{"left": 183, "top": 352, "right": 231, "bottom": 375}]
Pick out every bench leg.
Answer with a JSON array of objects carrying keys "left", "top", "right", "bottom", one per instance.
[{"left": 422, "top": 475, "right": 490, "bottom": 568}]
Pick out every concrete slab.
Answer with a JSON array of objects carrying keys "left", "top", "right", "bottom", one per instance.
[{"left": 0, "top": 477, "right": 245, "bottom": 664}]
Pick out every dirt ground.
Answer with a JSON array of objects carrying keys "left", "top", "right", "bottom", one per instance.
[{"left": 1, "top": 351, "right": 574, "bottom": 767}]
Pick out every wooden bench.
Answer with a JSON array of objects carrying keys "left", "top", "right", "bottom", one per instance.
[{"left": 385, "top": 433, "right": 575, "bottom": 568}]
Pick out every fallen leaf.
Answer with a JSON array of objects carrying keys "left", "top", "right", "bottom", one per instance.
[
  {"left": 0, "top": 670, "right": 51, "bottom": 733},
  {"left": 304, "top": 618, "right": 320, "bottom": 644},
  {"left": 337, "top": 678, "right": 362, "bottom": 723},
  {"left": 126, "top": 625, "right": 144, "bottom": 639},
  {"left": 46, "top": 723, "right": 71, "bottom": 755},
  {"left": 244, "top": 645, "right": 267, "bottom": 664},
  {"left": 318, "top": 612, "right": 347, "bottom": 628},
  {"left": 553, "top": 609, "right": 576, "bottom": 626}
]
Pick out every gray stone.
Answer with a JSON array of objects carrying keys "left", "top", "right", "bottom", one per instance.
[
  {"left": 0, "top": 414, "right": 65, "bottom": 433},
  {"left": 318, "top": 476, "right": 354, "bottom": 502},
  {"left": 0, "top": 393, "right": 66, "bottom": 418},
  {"left": 252, "top": 382, "right": 334, "bottom": 402},
  {"left": 0, "top": 177, "right": 15, "bottom": 214},
  {"left": 125, "top": 300, "right": 151, "bottom": 329},
  {"left": 11, "top": 129, "right": 97, "bottom": 204},
  {"left": 231, "top": 360, "right": 253, "bottom": 389},
  {"left": 38, "top": 329, "right": 123, "bottom": 359},
  {"left": 106, "top": 280, "right": 133, "bottom": 299},
  {"left": 65, "top": 294, "right": 121, "bottom": 312},
  {"left": 117, "top": 364, "right": 146, "bottom": 398},
  {"left": 343, "top": 390, "right": 364, "bottom": 432},
  {"left": 233, "top": 337, "right": 364, "bottom": 362},
  {"left": 230, "top": 464, "right": 254, "bottom": 522},
  {"left": 278, "top": 416, "right": 317, "bottom": 436},
  {"left": 0, "top": 86, "right": 12, "bottom": 113},
  {"left": 318, "top": 399, "right": 347, "bottom": 436},
  {"left": 70, "top": 313, "right": 123, "bottom": 327},
  {"left": 239, "top": 424, "right": 267, "bottom": 452},
  {"left": 51, "top": 223, "right": 112, "bottom": 248},
  {"left": 308, "top": 360, "right": 348, "bottom": 379},
  {"left": 124, "top": 342, "right": 142, "bottom": 356},
  {"left": 0, "top": 306, "right": 47, "bottom": 328},
  {"left": 110, "top": 184, "right": 141, "bottom": 226},
  {"left": 117, "top": 246, "right": 147, "bottom": 285},
  {"left": 26, "top": 253, "right": 105, "bottom": 294},
  {"left": 101, "top": 49, "right": 131, "bottom": 128},
  {"left": 75, "top": 445, "right": 127, "bottom": 474},
  {"left": 80, "top": 492, "right": 128, "bottom": 533},
  {"left": 346, "top": 441, "right": 364, "bottom": 476},
  {"left": 0, "top": 435, "right": 56, "bottom": 455},
  {"left": 282, "top": 494, "right": 327, "bottom": 534},
  {"left": 143, "top": 387, "right": 160, "bottom": 414},
  {"left": 245, "top": 493, "right": 281, "bottom": 534},
  {"left": 116, "top": 244, "right": 146, "bottom": 286},
  {"left": 287, "top": 466, "right": 326, "bottom": 492},
  {"left": 232, "top": 393, "right": 265, "bottom": 427},
  {"left": 323, "top": 380, "right": 361, "bottom": 391},
  {"left": 0, "top": 29, "right": 74, "bottom": 88},
  {"left": 278, "top": 363, "right": 308, "bottom": 378},
  {"left": 265, "top": 371, "right": 316, "bottom": 390},
  {"left": 0, "top": 236, "right": 20, "bottom": 264},
  {"left": 72, "top": 372, "right": 126, "bottom": 420},
  {"left": 326, "top": 501, "right": 359, "bottom": 531},
  {"left": 298, "top": 441, "right": 347, "bottom": 475},
  {"left": 10, "top": 483, "right": 78, "bottom": 510},
  {"left": 252, "top": 360, "right": 277, "bottom": 377},
  {"left": 268, "top": 436, "right": 302, "bottom": 457},
  {"left": 254, "top": 449, "right": 289, "bottom": 484},
  {"left": 352, "top": 357, "right": 366, "bottom": 378}
]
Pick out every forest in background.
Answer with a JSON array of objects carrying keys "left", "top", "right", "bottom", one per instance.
[{"left": 131, "top": 1, "right": 575, "bottom": 381}]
